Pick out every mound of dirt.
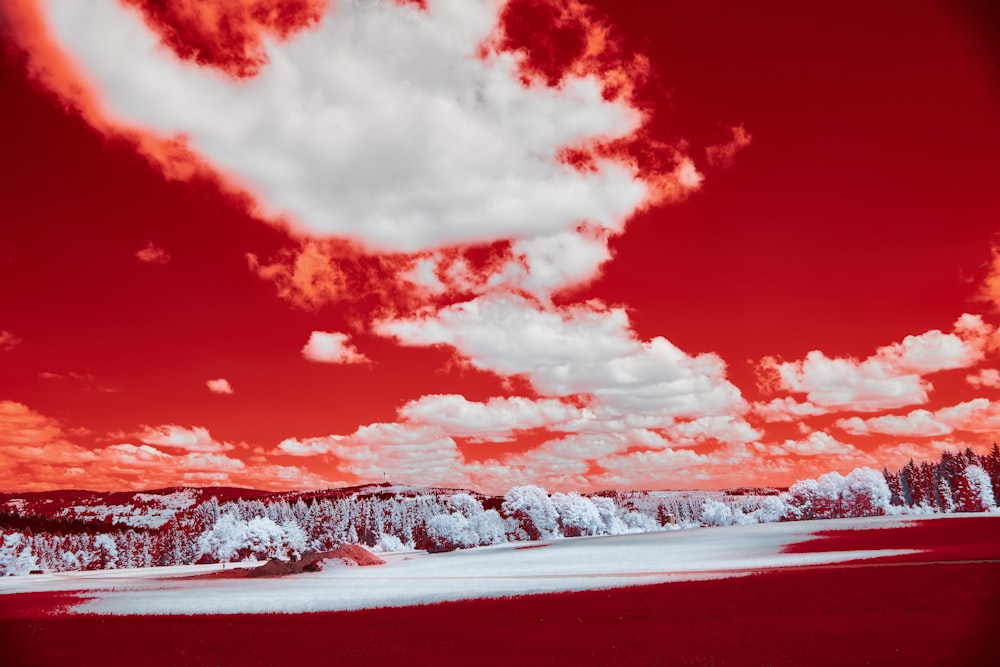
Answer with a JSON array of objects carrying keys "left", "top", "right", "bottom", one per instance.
[
  {"left": 325, "top": 544, "right": 386, "bottom": 567},
  {"left": 201, "top": 546, "right": 385, "bottom": 579}
]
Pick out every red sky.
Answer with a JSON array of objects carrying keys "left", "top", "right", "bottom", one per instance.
[{"left": 2, "top": 0, "right": 999, "bottom": 493}]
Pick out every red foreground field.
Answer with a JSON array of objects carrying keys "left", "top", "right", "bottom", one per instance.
[{"left": 2, "top": 517, "right": 998, "bottom": 666}]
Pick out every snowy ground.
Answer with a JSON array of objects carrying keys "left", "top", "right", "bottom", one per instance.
[{"left": 0, "top": 515, "right": 956, "bottom": 615}]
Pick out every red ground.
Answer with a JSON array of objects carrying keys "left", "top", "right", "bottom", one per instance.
[
  {"left": 2, "top": 517, "right": 998, "bottom": 666},
  {"left": 784, "top": 515, "right": 1000, "bottom": 563}
]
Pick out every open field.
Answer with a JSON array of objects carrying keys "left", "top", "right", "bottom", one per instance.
[{"left": 2, "top": 515, "right": 998, "bottom": 666}]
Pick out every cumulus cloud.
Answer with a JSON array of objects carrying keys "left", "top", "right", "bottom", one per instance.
[
  {"left": 399, "top": 394, "right": 585, "bottom": 441},
  {"left": 31, "top": 0, "right": 710, "bottom": 311},
  {"left": 758, "top": 314, "right": 994, "bottom": 414},
  {"left": 0, "top": 401, "right": 88, "bottom": 453},
  {"left": 836, "top": 411, "right": 949, "bottom": 438},
  {"left": 0, "top": 401, "right": 333, "bottom": 491},
  {"left": 206, "top": 378, "right": 234, "bottom": 394},
  {"left": 278, "top": 423, "right": 465, "bottom": 487},
  {"left": 667, "top": 416, "right": 761, "bottom": 445},
  {"left": 836, "top": 398, "right": 1000, "bottom": 438},
  {"left": 592, "top": 442, "right": 763, "bottom": 490},
  {"left": 40, "top": 0, "right": 650, "bottom": 252},
  {"left": 135, "top": 241, "right": 170, "bottom": 264},
  {"left": 760, "top": 431, "right": 863, "bottom": 458},
  {"left": 966, "top": 368, "right": 1000, "bottom": 389},
  {"left": 0, "top": 330, "right": 20, "bottom": 351},
  {"left": 378, "top": 293, "right": 745, "bottom": 419},
  {"left": 302, "top": 331, "right": 369, "bottom": 364},
  {"left": 0, "top": 401, "right": 99, "bottom": 491},
  {"left": 136, "top": 424, "right": 236, "bottom": 453},
  {"left": 269, "top": 384, "right": 768, "bottom": 492},
  {"left": 751, "top": 397, "right": 828, "bottom": 423}
]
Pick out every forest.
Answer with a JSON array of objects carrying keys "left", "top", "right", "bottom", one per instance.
[{"left": 2, "top": 446, "right": 997, "bottom": 576}]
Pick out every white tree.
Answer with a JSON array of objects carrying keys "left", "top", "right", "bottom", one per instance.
[
  {"left": 425, "top": 512, "right": 478, "bottom": 552},
  {"left": 0, "top": 533, "right": 39, "bottom": 576},
  {"left": 373, "top": 532, "right": 409, "bottom": 552},
  {"left": 964, "top": 464, "right": 997, "bottom": 511},
  {"left": 448, "top": 493, "right": 484, "bottom": 519},
  {"left": 700, "top": 499, "right": 735, "bottom": 526},
  {"left": 197, "top": 512, "right": 308, "bottom": 562},
  {"left": 551, "top": 492, "right": 604, "bottom": 537},
  {"left": 843, "top": 467, "right": 892, "bottom": 516},
  {"left": 752, "top": 495, "right": 788, "bottom": 523},
  {"left": 590, "top": 496, "right": 628, "bottom": 535},
  {"left": 621, "top": 510, "right": 660, "bottom": 532},
  {"left": 468, "top": 509, "right": 508, "bottom": 546},
  {"left": 502, "top": 485, "right": 558, "bottom": 540},
  {"left": 94, "top": 534, "right": 119, "bottom": 570}
]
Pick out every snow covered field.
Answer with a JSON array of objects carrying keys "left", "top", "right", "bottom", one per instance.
[{"left": 0, "top": 515, "right": 935, "bottom": 615}]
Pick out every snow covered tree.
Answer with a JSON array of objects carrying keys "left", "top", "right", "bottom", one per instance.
[
  {"left": 0, "top": 533, "right": 39, "bottom": 576},
  {"left": 841, "top": 467, "right": 892, "bottom": 517},
  {"left": 956, "top": 465, "right": 997, "bottom": 512},
  {"left": 700, "top": 499, "right": 735, "bottom": 526},
  {"left": 782, "top": 468, "right": 890, "bottom": 520},
  {"left": 502, "top": 485, "right": 558, "bottom": 540},
  {"left": 753, "top": 495, "right": 788, "bottom": 523},
  {"left": 94, "top": 533, "right": 119, "bottom": 570},
  {"left": 425, "top": 512, "right": 479, "bottom": 552},
  {"left": 591, "top": 496, "right": 628, "bottom": 534},
  {"left": 550, "top": 493, "right": 603, "bottom": 537},
  {"left": 196, "top": 512, "right": 307, "bottom": 563}
]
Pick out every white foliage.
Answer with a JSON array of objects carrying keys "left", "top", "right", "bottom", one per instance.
[
  {"left": 447, "top": 493, "right": 484, "bottom": 519},
  {"left": 783, "top": 467, "right": 891, "bottom": 519},
  {"left": 551, "top": 492, "right": 604, "bottom": 537},
  {"left": 93, "top": 534, "right": 119, "bottom": 569},
  {"left": 965, "top": 464, "right": 997, "bottom": 509},
  {"left": 621, "top": 511, "right": 660, "bottom": 533},
  {"left": 752, "top": 496, "right": 788, "bottom": 523},
  {"left": 426, "top": 512, "right": 479, "bottom": 551},
  {"left": 0, "top": 532, "right": 39, "bottom": 576},
  {"left": 372, "top": 532, "right": 410, "bottom": 553},
  {"left": 700, "top": 499, "right": 735, "bottom": 527},
  {"left": 468, "top": 509, "right": 508, "bottom": 546},
  {"left": 197, "top": 512, "right": 307, "bottom": 562},
  {"left": 590, "top": 496, "right": 628, "bottom": 535},
  {"left": 502, "top": 485, "right": 559, "bottom": 539},
  {"left": 843, "top": 467, "right": 892, "bottom": 515}
]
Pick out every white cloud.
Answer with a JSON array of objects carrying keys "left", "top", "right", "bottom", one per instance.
[
  {"left": 302, "top": 331, "right": 369, "bottom": 364},
  {"left": 667, "top": 416, "right": 761, "bottom": 445},
  {"left": 377, "top": 293, "right": 745, "bottom": 420},
  {"left": 836, "top": 411, "right": 950, "bottom": 437},
  {"left": 836, "top": 398, "right": 1000, "bottom": 437},
  {"left": 759, "top": 314, "right": 994, "bottom": 414},
  {"left": 206, "top": 378, "right": 234, "bottom": 394},
  {"left": 278, "top": 423, "right": 464, "bottom": 487},
  {"left": 42, "top": 0, "right": 651, "bottom": 252},
  {"left": 399, "top": 394, "right": 585, "bottom": 442},
  {"left": 752, "top": 397, "right": 828, "bottom": 423},
  {"left": 967, "top": 368, "right": 1000, "bottom": 388},
  {"left": 136, "top": 425, "right": 236, "bottom": 453},
  {"left": 762, "top": 431, "right": 862, "bottom": 458}
]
